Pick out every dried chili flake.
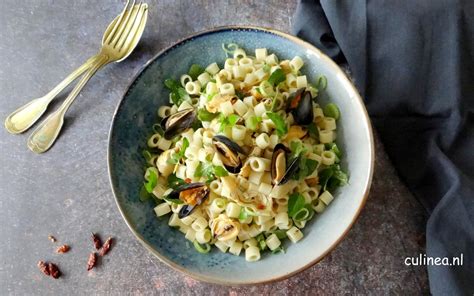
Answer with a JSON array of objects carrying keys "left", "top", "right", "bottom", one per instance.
[
  {"left": 48, "top": 263, "right": 60, "bottom": 279},
  {"left": 91, "top": 233, "right": 102, "bottom": 250},
  {"left": 56, "top": 244, "right": 70, "bottom": 254},
  {"left": 37, "top": 261, "right": 50, "bottom": 276},
  {"left": 99, "top": 237, "right": 113, "bottom": 256},
  {"left": 87, "top": 252, "right": 97, "bottom": 271}
]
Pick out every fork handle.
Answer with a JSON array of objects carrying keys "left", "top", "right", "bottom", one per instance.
[
  {"left": 4, "top": 54, "right": 100, "bottom": 134},
  {"left": 27, "top": 55, "right": 109, "bottom": 153}
]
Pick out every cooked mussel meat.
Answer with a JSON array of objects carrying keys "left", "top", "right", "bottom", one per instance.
[
  {"left": 212, "top": 135, "right": 244, "bottom": 174},
  {"left": 271, "top": 143, "right": 300, "bottom": 185},
  {"left": 287, "top": 88, "right": 314, "bottom": 125},
  {"left": 160, "top": 108, "right": 196, "bottom": 140},
  {"left": 211, "top": 214, "right": 241, "bottom": 241},
  {"left": 167, "top": 183, "right": 209, "bottom": 218}
]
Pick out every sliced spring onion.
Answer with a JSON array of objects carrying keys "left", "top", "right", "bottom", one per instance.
[
  {"left": 324, "top": 103, "right": 340, "bottom": 120},
  {"left": 245, "top": 116, "right": 262, "bottom": 131},
  {"left": 293, "top": 208, "right": 310, "bottom": 221},
  {"left": 259, "top": 80, "right": 275, "bottom": 97},
  {"left": 193, "top": 241, "right": 211, "bottom": 253},
  {"left": 221, "top": 43, "right": 240, "bottom": 57},
  {"left": 273, "top": 229, "right": 287, "bottom": 240},
  {"left": 272, "top": 246, "right": 286, "bottom": 254},
  {"left": 142, "top": 150, "right": 153, "bottom": 162},
  {"left": 266, "top": 112, "right": 287, "bottom": 137}
]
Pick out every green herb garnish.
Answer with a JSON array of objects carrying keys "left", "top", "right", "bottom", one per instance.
[
  {"left": 194, "top": 162, "right": 228, "bottom": 182},
  {"left": 197, "top": 108, "right": 220, "bottom": 122},
  {"left": 167, "top": 138, "right": 189, "bottom": 165},
  {"left": 218, "top": 113, "right": 240, "bottom": 132},
  {"left": 245, "top": 116, "right": 262, "bottom": 131},
  {"left": 267, "top": 69, "right": 286, "bottom": 86},
  {"left": 266, "top": 112, "right": 287, "bottom": 137},
  {"left": 167, "top": 173, "right": 185, "bottom": 189},
  {"left": 144, "top": 168, "right": 158, "bottom": 193},
  {"left": 193, "top": 241, "right": 211, "bottom": 253},
  {"left": 164, "top": 78, "right": 187, "bottom": 106},
  {"left": 288, "top": 193, "right": 306, "bottom": 218},
  {"left": 188, "top": 64, "right": 204, "bottom": 80}
]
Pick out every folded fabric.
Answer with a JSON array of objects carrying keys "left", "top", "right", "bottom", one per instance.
[{"left": 292, "top": 0, "right": 474, "bottom": 294}]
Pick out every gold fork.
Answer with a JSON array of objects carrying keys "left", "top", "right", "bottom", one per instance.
[
  {"left": 25, "top": 1, "right": 148, "bottom": 153},
  {"left": 4, "top": 0, "right": 143, "bottom": 135}
]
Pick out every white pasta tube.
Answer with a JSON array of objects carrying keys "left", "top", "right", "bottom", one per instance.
[
  {"left": 197, "top": 72, "right": 211, "bottom": 86},
  {"left": 220, "top": 100, "right": 234, "bottom": 116},
  {"left": 233, "top": 99, "right": 248, "bottom": 116},
  {"left": 289, "top": 56, "right": 304, "bottom": 72},
  {"left": 275, "top": 212, "right": 290, "bottom": 229},
  {"left": 258, "top": 182, "right": 273, "bottom": 196},
  {"left": 248, "top": 224, "right": 261, "bottom": 237},
  {"left": 209, "top": 180, "right": 222, "bottom": 195},
  {"left": 168, "top": 213, "right": 182, "bottom": 227},
  {"left": 249, "top": 157, "right": 270, "bottom": 172},
  {"left": 157, "top": 137, "right": 172, "bottom": 151},
  {"left": 244, "top": 72, "right": 259, "bottom": 85},
  {"left": 296, "top": 75, "right": 308, "bottom": 88},
  {"left": 180, "top": 74, "right": 192, "bottom": 87},
  {"left": 265, "top": 234, "right": 282, "bottom": 251},
  {"left": 233, "top": 48, "right": 246, "bottom": 59},
  {"left": 312, "top": 199, "right": 326, "bottom": 213},
  {"left": 239, "top": 57, "right": 253, "bottom": 72},
  {"left": 191, "top": 217, "right": 208, "bottom": 232},
  {"left": 319, "top": 190, "right": 334, "bottom": 206},
  {"left": 230, "top": 125, "right": 246, "bottom": 141},
  {"left": 147, "top": 133, "right": 161, "bottom": 148},
  {"left": 243, "top": 238, "right": 258, "bottom": 249},
  {"left": 185, "top": 81, "right": 201, "bottom": 95},
  {"left": 206, "top": 82, "right": 218, "bottom": 95},
  {"left": 220, "top": 83, "right": 235, "bottom": 95},
  {"left": 210, "top": 198, "right": 227, "bottom": 214},
  {"left": 232, "top": 65, "right": 246, "bottom": 79},
  {"left": 206, "top": 62, "right": 220, "bottom": 75},
  {"left": 254, "top": 102, "right": 267, "bottom": 117},
  {"left": 158, "top": 106, "right": 172, "bottom": 118},
  {"left": 254, "top": 68, "right": 267, "bottom": 81},
  {"left": 323, "top": 117, "right": 337, "bottom": 131},
  {"left": 319, "top": 130, "right": 334, "bottom": 143},
  {"left": 154, "top": 203, "right": 171, "bottom": 217},
  {"left": 245, "top": 246, "right": 261, "bottom": 262},
  {"left": 225, "top": 202, "right": 241, "bottom": 219},
  {"left": 229, "top": 241, "right": 243, "bottom": 256},
  {"left": 268, "top": 134, "right": 279, "bottom": 149},
  {"left": 180, "top": 215, "right": 196, "bottom": 226},
  {"left": 254, "top": 215, "right": 272, "bottom": 225},
  {"left": 224, "top": 58, "right": 238, "bottom": 71},
  {"left": 195, "top": 229, "right": 212, "bottom": 244},
  {"left": 255, "top": 48, "right": 268, "bottom": 60},
  {"left": 185, "top": 159, "right": 200, "bottom": 179},
  {"left": 321, "top": 151, "right": 336, "bottom": 165},
  {"left": 255, "top": 133, "right": 270, "bottom": 149},
  {"left": 185, "top": 228, "right": 196, "bottom": 242},
  {"left": 243, "top": 96, "right": 256, "bottom": 108},
  {"left": 287, "top": 226, "right": 304, "bottom": 243},
  {"left": 286, "top": 73, "right": 297, "bottom": 88},
  {"left": 215, "top": 240, "right": 229, "bottom": 253},
  {"left": 265, "top": 53, "right": 279, "bottom": 66}
]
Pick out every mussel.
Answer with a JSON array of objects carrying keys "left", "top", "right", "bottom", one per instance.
[
  {"left": 166, "top": 183, "right": 209, "bottom": 218},
  {"left": 160, "top": 108, "right": 196, "bottom": 140},
  {"left": 271, "top": 143, "right": 300, "bottom": 185},
  {"left": 211, "top": 214, "right": 241, "bottom": 241},
  {"left": 287, "top": 88, "right": 314, "bottom": 125},
  {"left": 212, "top": 135, "right": 244, "bottom": 174}
]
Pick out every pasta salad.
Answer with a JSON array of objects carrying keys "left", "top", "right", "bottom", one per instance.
[{"left": 140, "top": 44, "right": 348, "bottom": 261}]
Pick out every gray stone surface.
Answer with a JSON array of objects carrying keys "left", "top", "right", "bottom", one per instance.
[{"left": 0, "top": 0, "right": 429, "bottom": 294}]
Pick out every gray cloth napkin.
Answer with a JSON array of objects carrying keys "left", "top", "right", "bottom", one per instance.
[{"left": 292, "top": 0, "right": 474, "bottom": 294}]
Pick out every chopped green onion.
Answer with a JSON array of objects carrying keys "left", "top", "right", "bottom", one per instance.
[
  {"left": 188, "top": 64, "right": 204, "bottom": 80},
  {"left": 271, "top": 246, "right": 285, "bottom": 254},
  {"left": 325, "top": 143, "right": 342, "bottom": 158},
  {"left": 316, "top": 75, "right": 327, "bottom": 90},
  {"left": 163, "top": 195, "right": 184, "bottom": 204},
  {"left": 144, "top": 168, "right": 158, "bottom": 193},
  {"left": 324, "top": 103, "right": 340, "bottom": 120},
  {"left": 221, "top": 43, "right": 239, "bottom": 57},
  {"left": 259, "top": 80, "right": 275, "bottom": 97},
  {"left": 197, "top": 108, "right": 219, "bottom": 122},
  {"left": 142, "top": 150, "right": 153, "bottom": 163},
  {"left": 193, "top": 241, "right": 211, "bottom": 253},
  {"left": 219, "top": 113, "right": 240, "bottom": 132},
  {"left": 266, "top": 112, "right": 287, "bottom": 137},
  {"left": 262, "top": 64, "right": 271, "bottom": 73},
  {"left": 164, "top": 78, "right": 181, "bottom": 91},
  {"left": 152, "top": 123, "right": 164, "bottom": 135},
  {"left": 273, "top": 229, "right": 287, "bottom": 240},
  {"left": 293, "top": 208, "right": 310, "bottom": 221},
  {"left": 245, "top": 116, "right": 262, "bottom": 131},
  {"left": 267, "top": 69, "right": 286, "bottom": 86}
]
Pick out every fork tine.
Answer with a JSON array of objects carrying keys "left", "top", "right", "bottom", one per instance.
[
  {"left": 120, "top": 4, "right": 148, "bottom": 54},
  {"left": 117, "top": 4, "right": 147, "bottom": 52},
  {"left": 115, "top": 3, "right": 144, "bottom": 51},
  {"left": 110, "top": 0, "right": 137, "bottom": 46},
  {"left": 104, "top": 0, "right": 131, "bottom": 45}
]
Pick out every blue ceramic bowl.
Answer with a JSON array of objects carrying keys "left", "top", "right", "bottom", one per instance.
[{"left": 108, "top": 26, "right": 374, "bottom": 285}]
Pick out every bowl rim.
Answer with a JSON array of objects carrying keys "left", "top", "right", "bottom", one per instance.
[{"left": 107, "top": 25, "right": 375, "bottom": 286}]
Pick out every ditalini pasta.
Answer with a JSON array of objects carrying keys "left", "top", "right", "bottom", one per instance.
[{"left": 140, "top": 44, "right": 348, "bottom": 261}]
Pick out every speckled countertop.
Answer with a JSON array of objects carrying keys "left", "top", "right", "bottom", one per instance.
[{"left": 0, "top": 0, "right": 429, "bottom": 294}]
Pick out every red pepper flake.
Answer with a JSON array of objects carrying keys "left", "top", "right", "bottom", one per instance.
[
  {"left": 56, "top": 244, "right": 70, "bottom": 254},
  {"left": 91, "top": 233, "right": 102, "bottom": 250},
  {"left": 184, "top": 178, "right": 192, "bottom": 184},
  {"left": 37, "top": 261, "right": 50, "bottom": 276},
  {"left": 99, "top": 237, "right": 113, "bottom": 256},
  {"left": 87, "top": 252, "right": 97, "bottom": 271},
  {"left": 48, "top": 263, "right": 60, "bottom": 279},
  {"left": 257, "top": 204, "right": 266, "bottom": 210}
]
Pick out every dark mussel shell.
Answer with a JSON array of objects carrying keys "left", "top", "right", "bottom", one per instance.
[
  {"left": 212, "top": 135, "right": 244, "bottom": 174},
  {"left": 171, "top": 182, "right": 210, "bottom": 218},
  {"left": 287, "top": 88, "right": 314, "bottom": 125},
  {"left": 160, "top": 108, "right": 196, "bottom": 140},
  {"left": 271, "top": 143, "right": 300, "bottom": 185}
]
